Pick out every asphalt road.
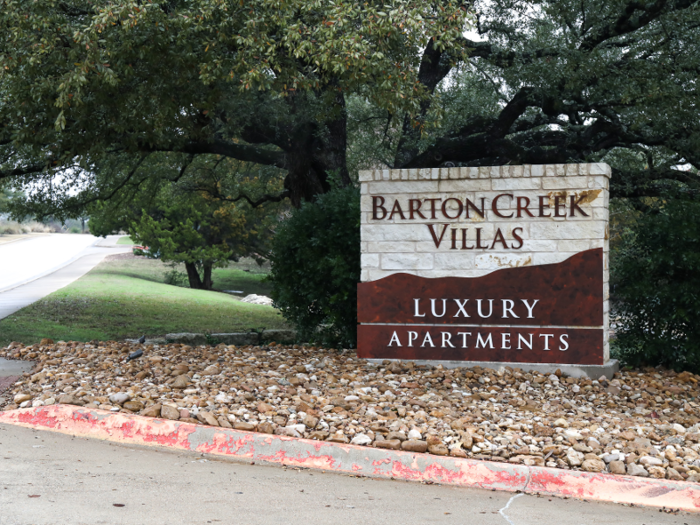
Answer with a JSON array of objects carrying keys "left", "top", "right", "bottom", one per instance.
[
  {"left": 0, "top": 424, "right": 693, "bottom": 525},
  {"left": 0, "top": 234, "right": 100, "bottom": 292},
  {"left": 0, "top": 234, "right": 131, "bottom": 320}
]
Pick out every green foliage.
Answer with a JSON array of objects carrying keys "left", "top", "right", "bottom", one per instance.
[
  {"left": 163, "top": 268, "right": 189, "bottom": 288},
  {"left": 129, "top": 186, "right": 238, "bottom": 286},
  {"left": 87, "top": 153, "right": 285, "bottom": 290},
  {"left": 612, "top": 197, "right": 700, "bottom": 372},
  {"left": 269, "top": 185, "right": 360, "bottom": 347},
  {"left": 0, "top": 186, "right": 22, "bottom": 215},
  {"left": 3, "top": 0, "right": 699, "bottom": 208}
]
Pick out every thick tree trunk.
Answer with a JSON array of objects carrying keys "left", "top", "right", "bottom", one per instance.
[
  {"left": 185, "top": 262, "right": 203, "bottom": 289},
  {"left": 202, "top": 262, "right": 213, "bottom": 290},
  {"left": 283, "top": 94, "right": 351, "bottom": 208}
]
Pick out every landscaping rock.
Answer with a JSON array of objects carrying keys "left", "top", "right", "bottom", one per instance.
[
  {"left": 402, "top": 440, "right": 428, "bottom": 453},
  {"left": 123, "top": 400, "right": 144, "bottom": 412},
  {"left": 428, "top": 443, "right": 449, "bottom": 456},
  {"left": 171, "top": 375, "right": 189, "bottom": 389},
  {"left": 13, "top": 393, "right": 32, "bottom": 404},
  {"left": 239, "top": 294, "right": 273, "bottom": 306},
  {"left": 161, "top": 405, "right": 180, "bottom": 420},
  {"left": 375, "top": 439, "right": 401, "bottom": 450},
  {"left": 108, "top": 393, "right": 131, "bottom": 405},
  {"left": 140, "top": 404, "right": 161, "bottom": 418},
  {"left": 57, "top": 394, "right": 84, "bottom": 406},
  {"left": 4, "top": 339, "right": 700, "bottom": 478},
  {"left": 627, "top": 464, "right": 649, "bottom": 477},
  {"left": 609, "top": 461, "right": 626, "bottom": 475},
  {"left": 582, "top": 459, "right": 606, "bottom": 473},
  {"left": 196, "top": 411, "right": 219, "bottom": 426},
  {"left": 351, "top": 434, "right": 373, "bottom": 446},
  {"left": 233, "top": 422, "right": 256, "bottom": 431},
  {"left": 566, "top": 448, "right": 584, "bottom": 467}
]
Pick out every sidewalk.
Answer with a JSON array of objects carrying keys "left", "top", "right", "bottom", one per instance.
[{"left": 0, "top": 422, "right": 690, "bottom": 525}]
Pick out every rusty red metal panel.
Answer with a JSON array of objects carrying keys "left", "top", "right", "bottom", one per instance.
[
  {"left": 357, "top": 248, "right": 603, "bottom": 327},
  {"left": 357, "top": 325, "right": 604, "bottom": 364}
]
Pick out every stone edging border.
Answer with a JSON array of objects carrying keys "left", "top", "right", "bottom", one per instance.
[{"left": 1, "top": 405, "right": 698, "bottom": 513}]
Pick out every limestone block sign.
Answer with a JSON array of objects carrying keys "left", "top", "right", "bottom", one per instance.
[{"left": 357, "top": 163, "right": 610, "bottom": 365}]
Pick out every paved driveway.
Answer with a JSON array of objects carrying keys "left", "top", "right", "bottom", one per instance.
[
  {"left": 0, "top": 235, "right": 131, "bottom": 320},
  {"left": 0, "top": 423, "right": 692, "bottom": 525},
  {"left": 0, "top": 234, "right": 100, "bottom": 292}
]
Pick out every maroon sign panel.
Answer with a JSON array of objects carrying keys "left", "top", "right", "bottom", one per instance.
[{"left": 357, "top": 248, "right": 604, "bottom": 365}]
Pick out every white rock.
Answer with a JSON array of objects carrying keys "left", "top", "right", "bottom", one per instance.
[
  {"left": 564, "top": 429, "right": 583, "bottom": 440},
  {"left": 566, "top": 448, "right": 584, "bottom": 467},
  {"left": 43, "top": 398, "right": 56, "bottom": 406},
  {"left": 19, "top": 400, "right": 31, "bottom": 408},
  {"left": 351, "top": 434, "right": 373, "bottom": 446},
  {"left": 408, "top": 429, "right": 422, "bottom": 440},
  {"left": 344, "top": 395, "right": 360, "bottom": 402},
  {"left": 282, "top": 424, "right": 306, "bottom": 438},
  {"left": 108, "top": 393, "right": 131, "bottom": 405},
  {"left": 639, "top": 456, "right": 664, "bottom": 466},
  {"left": 240, "top": 294, "right": 274, "bottom": 306},
  {"left": 672, "top": 423, "right": 686, "bottom": 434},
  {"left": 572, "top": 385, "right": 580, "bottom": 393},
  {"left": 31, "top": 400, "right": 44, "bottom": 407},
  {"left": 553, "top": 418, "right": 569, "bottom": 428}
]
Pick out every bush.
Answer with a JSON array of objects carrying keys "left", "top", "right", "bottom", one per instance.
[
  {"left": 269, "top": 185, "right": 360, "bottom": 347},
  {"left": 163, "top": 268, "right": 189, "bottom": 288},
  {"left": 0, "top": 220, "right": 54, "bottom": 235},
  {"left": 612, "top": 197, "right": 700, "bottom": 372}
]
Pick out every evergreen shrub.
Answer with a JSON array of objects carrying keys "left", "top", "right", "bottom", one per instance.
[
  {"left": 612, "top": 197, "right": 700, "bottom": 372},
  {"left": 269, "top": 185, "right": 360, "bottom": 347}
]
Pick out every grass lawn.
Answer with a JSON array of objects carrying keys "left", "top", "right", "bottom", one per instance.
[
  {"left": 0, "top": 254, "right": 287, "bottom": 347},
  {"left": 116, "top": 235, "right": 134, "bottom": 245}
]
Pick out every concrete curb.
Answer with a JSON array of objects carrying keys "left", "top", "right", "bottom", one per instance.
[{"left": 1, "top": 405, "right": 699, "bottom": 513}]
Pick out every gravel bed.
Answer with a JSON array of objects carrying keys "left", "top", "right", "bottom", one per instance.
[{"left": 3, "top": 340, "right": 700, "bottom": 482}]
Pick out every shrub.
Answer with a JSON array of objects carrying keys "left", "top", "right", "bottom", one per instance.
[
  {"left": 163, "top": 268, "right": 189, "bottom": 288},
  {"left": 269, "top": 185, "right": 360, "bottom": 347},
  {"left": 612, "top": 197, "right": 700, "bottom": 372}
]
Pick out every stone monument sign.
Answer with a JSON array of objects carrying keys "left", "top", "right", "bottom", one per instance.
[{"left": 357, "top": 163, "right": 612, "bottom": 374}]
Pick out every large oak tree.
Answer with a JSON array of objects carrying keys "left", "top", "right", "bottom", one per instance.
[{"left": 1, "top": 0, "right": 699, "bottom": 210}]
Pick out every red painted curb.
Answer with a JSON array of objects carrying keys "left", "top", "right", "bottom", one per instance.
[{"left": 1, "top": 405, "right": 699, "bottom": 512}]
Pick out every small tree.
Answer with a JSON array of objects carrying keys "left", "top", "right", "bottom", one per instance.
[
  {"left": 269, "top": 185, "right": 360, "bottom": 347},
  {"left": 89, "top": 154, "right": 285, "bottom": 290},
  {"left": 130, "top": 187, "right": 245, "bottom": 289}
]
